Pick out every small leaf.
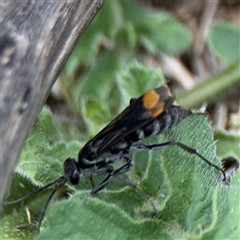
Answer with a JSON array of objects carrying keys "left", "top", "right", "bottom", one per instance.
[
  {"left": 114, "top": 22, "right": 137, "bottom": 52},
  {"left": 121, "top": 2, "right": 192, "bottom": 55},
  {"left": 74, "top": 50, "right": 121, "bottom": 102},
  {"left": 121, "top": 61, "right": 165, "bottom": 96},
  {"left": 208, "top": 21, "right": 240, "bottom": 65},
  {"left": 141, "top": 13, "right": 192, "bottom": 55}
]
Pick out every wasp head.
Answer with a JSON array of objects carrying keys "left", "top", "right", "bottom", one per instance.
[{"left": 63, "top": 158, "right": 81, "bottom": 185}]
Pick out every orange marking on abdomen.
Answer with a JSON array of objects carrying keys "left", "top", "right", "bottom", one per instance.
[
  {"left": 152, "top": 102, "right": 165, "bottom": 117},
  {"left": 143, "top": 90, "right": 160, "bottom": 110}
]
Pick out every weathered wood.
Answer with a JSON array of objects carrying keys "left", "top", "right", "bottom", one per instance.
[{"left": 0, "top": 0, "right": 105, "bottom": 208}]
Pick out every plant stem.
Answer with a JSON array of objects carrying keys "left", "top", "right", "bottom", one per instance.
[{"left": 176, "top": 61, "right": 240, "bottom": 109}]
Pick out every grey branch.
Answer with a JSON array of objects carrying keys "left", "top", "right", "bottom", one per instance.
[{"left": 0, "top": 0, "right": 105, "bottom": 209}]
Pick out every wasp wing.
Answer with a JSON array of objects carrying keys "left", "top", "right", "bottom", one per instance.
[{"left": 86, "top": 86, "right": 175, "bottom": 157}]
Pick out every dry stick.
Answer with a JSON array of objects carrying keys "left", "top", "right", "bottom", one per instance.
[{"left": 192, "top": 0, "right": 219, "bottom": 77}]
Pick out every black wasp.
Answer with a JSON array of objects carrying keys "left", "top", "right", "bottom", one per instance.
[{"left": 6, "top": 85, "right": 226, "bottom": 228}]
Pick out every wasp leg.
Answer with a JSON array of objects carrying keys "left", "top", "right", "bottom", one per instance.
[
  {"left": 132, "top": 141, "right": 226, "bottom": 181},
  {"left": 89, "top": 175, "right": 95, "bottom": 189},
  {"left": 91, "top": 159, "right": 157, "bottom": 216},
  {"left": 91, "top": 159, "right": 133, "bottom": 196},
  {"left": 114, "top": 174, "right": 157, "bottom": 216}
]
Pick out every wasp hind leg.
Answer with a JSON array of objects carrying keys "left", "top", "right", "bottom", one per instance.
[
  {"left": 114, "top": 174, "right": 157, "bottom": 216},
  {"left": 133, "top": 141, "right": 226, "bottom": 181}
]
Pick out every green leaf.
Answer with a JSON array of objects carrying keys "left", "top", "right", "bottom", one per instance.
[
  {"left": 114, "top": 21, "right": 137, "bottom": 53},
  {"left": 36, "top": 198, "right": 174, "bottom": 240},
  {"left": 208, "top": 21, "right": 240, "bottom": 65},
  {"left": 62, "top": 1, "right": 125, "bottom": 73},
  {"left": 74, "top": 50, "right": 121, "bottom": 100},
  {"left": 142, "top": 13, "right": 192, "bottom": 55},
  {"left": 121, "top": 61, "right": 165, "bottom": 96},
  {"left": 214, "top": 130, "right": 240, "bottom": 160},
  {"left": 121, "top": 2, "right": 192, "bottom": 55},
  {"left": 159, "top": 114, "right": 223, "bottom": 234},
  {"left": 15, "top": 108, "right": 58, "bottom": 186},
  {"left": 202, "top": 170, "right": 240, "bottom": 239},
  {"left": 12, "top": 108, "right": 81, "bottom": 187}
]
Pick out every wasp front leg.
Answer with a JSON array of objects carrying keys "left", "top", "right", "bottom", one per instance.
[{"left": 91, "top": 156, "right": 133, "bottom": 196}]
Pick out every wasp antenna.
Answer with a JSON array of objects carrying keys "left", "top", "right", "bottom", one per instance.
[
  {"left": 38, "top": 178, "right": 67, "bottom": 229},
  {"left": 5, "top": 176, "right": 65, "bottom": 205}
]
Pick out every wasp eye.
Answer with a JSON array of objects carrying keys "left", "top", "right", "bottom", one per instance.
[
  {"left": 63, "top": 158, "right": 81, "bottom": 185},
  {"left": 70, "top": 170, "right": 80, "bottom": 185}
]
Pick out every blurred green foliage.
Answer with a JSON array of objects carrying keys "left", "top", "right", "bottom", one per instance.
[{"left": 207, "top": 21, "right": 240, "bottom": 66}]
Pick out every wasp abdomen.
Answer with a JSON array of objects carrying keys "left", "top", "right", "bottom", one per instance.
[{"left": 129, "top": 105, "right": 191, "bottom": 141}]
